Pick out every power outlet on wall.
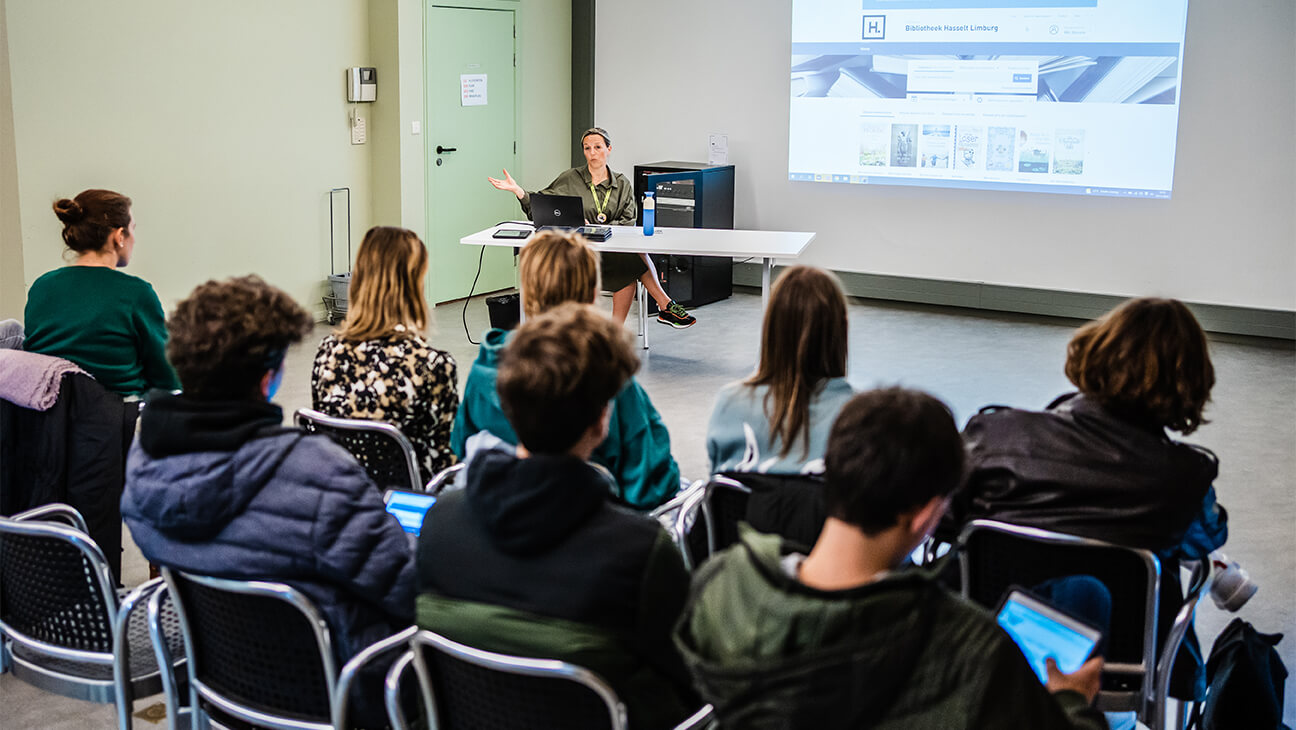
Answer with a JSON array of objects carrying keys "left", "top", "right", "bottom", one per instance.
[{"left": 351, "top": 114, "right": 367, "bottom": 145}]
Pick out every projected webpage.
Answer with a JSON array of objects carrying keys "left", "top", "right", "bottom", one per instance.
[{"left": 789, "top": 0, "right": 1189, "bottom": 198}]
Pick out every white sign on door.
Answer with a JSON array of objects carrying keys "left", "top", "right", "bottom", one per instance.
[{"left": 460, "top": 74, "right": 488, "bottom": 106}]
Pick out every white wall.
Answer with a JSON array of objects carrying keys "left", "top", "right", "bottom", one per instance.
[
  {"left": 6, "top": 1, "right": 373, "bottom": 313},
  {"left": 596, "top": 0, "right": 1296, "bottom": 311}
]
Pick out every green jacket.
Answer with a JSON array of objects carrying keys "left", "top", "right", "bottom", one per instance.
[
  {"left": 674, "top": 529, "right": 1109, "bottom": 730},
  {"left": 449, "top": 328, "right": 681, "bottom": 510},
  {"left": 521, "top": 165, "right": 637, "bottom": 225}
]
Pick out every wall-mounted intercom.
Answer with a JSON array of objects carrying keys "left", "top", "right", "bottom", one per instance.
[{"left": 347, "top": 67, "right": 376, "bottom": 102}]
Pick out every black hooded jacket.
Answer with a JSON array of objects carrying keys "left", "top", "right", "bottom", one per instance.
[{"left": 415, "top": 446, "right": 696, "bottom": 728}]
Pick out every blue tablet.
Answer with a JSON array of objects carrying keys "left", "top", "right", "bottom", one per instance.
[
  {"left": 383, "top": 489, "right": 436, "bottom": 536},
  {"left": 996, "top": 587, "right": 1102, "bottom": 683}
]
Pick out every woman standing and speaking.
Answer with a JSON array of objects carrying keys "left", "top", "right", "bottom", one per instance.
[{"left": 487, "top": 127, "right": 697, "bottom": 329}]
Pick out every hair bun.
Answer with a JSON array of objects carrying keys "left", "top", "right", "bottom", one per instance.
[{"left": 53, "top": 198, "right": 84, "bottom": 223}]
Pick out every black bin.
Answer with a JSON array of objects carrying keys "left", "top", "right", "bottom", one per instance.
[{"left": 486, "top": 293, "right": 520, "bottom": 331}]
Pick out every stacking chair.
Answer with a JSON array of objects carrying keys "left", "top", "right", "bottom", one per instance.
[
  {"left": 391, "top": 629, "right": 630, "bottom": 729},
  {"left": 957, "top": 520, "right": 1211, "bottom": 730},
  {"left": 334, "top": 625, "right": 420, "bottom": 729},
  {"left": 385, "top": 630, "right": 716, "bottom": 730},
  {"left": 295, "top": 407, "right": 424, "bottom": 492},
  {"left": 654, "top": 480, "right": 709, "bottom": 570},
  {"left": 425, "top": 462, "right": 467, "bottom": 495},
  {"left": 0, "top": 504, "right": 185, "bottom": 730},
  {"left": 670, "top": 475, "right": 752, "bottom": 568},
  {"left": 162, "top": 569, "right": 340, "bottom": 730}
]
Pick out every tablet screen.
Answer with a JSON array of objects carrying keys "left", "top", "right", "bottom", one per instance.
[
  {"left": 996, "top": 589, "right": 1101, "bottom": 683},
  {"left": 384, "top": 490, "right": 436, "bottom": 536}
]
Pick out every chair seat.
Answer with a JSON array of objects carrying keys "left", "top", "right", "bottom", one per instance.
[{"left": 10, "top": 586, "right": 186, "bottom": 699}]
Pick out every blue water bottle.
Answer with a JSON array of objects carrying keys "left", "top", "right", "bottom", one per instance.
[{"left": 643, "top": 191, "right": 655, "bottom": 236}]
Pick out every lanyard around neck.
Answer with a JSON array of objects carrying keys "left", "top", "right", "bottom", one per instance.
[{"left": 589, "top": 182, "right": 612, "bottom": 219}]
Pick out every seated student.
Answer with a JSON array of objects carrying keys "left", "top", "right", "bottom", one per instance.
[
  {"left": 705, "top": 265, "right": 853, "bottom": 544},
  {"left": 943, "top": 297, "right": 1230, "bottom": 698},
  {"left": 417, "top": 303, "right": 697, "bottom": 730},
  {"left": 122, "top": 276, "right": 414, "bottom": 724},
  {"left": 449, "top": 230, "right": 680, "bottom": 510},
  {"left": 707, "top": 266, "right": 853, "bottom": 476},
  {"left": 675, "top": 387, "right": 1107, "bottom": 730},
  {"left": 312, "top": 226, "right": 459, "bottom": 480}
]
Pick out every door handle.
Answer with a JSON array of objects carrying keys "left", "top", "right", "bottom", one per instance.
[{"left": 436, "top": 145, "right": 457, "bottom": 154}]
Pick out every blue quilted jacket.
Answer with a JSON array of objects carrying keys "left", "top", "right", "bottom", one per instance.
[{"left": 122, "top": 395, "right": 415, "bottom": 660}]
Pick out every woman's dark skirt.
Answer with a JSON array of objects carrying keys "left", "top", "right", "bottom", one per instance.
[{"left": 600, "top": 251, "right": 649, "bottom": 292}]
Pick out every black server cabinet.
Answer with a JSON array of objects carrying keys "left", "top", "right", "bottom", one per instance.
[{"left": 632, "top": 161, "right": 735, "bottom": 309}]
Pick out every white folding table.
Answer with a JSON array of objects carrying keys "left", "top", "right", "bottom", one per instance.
[{"left": 460, "top": 224, "right": 816, "bottom": 309}]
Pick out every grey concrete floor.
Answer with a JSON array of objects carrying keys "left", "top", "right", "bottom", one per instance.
[{"left": 4, "top": 288, "right": 1293, "bottom": 727}]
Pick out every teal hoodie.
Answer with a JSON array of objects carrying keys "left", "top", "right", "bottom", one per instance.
[{"left": 449, "top": 328, "right": 681, "bottom": 510}]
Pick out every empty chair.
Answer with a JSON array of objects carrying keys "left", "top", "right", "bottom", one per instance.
[
  {"left": 0, "top": 503, "right": 184, "bottom": 730},
  {"left": 295, "top": 407, "right": 424, "bottom": 492},
  {"left": 163, "top": 568, "right": 338, "bottom": 729},
  {"left": 958, "top": 519, "right": 1210, "bottom": 730}
]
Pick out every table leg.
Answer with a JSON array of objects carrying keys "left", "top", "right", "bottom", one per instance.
[
  {"left": 762, "top": 257, "right": 773, "bottom": 309},
  {"left": 638, "top": 281, "right": 649, "bottom": 350}
]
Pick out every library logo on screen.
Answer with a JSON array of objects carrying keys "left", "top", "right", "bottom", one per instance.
[{"left": 862, "top": 15, "right": 885, "bottom": 39}]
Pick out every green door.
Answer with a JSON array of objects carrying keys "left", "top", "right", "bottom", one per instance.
[{"left": 425, "top": 6, "right": 517, "bottom": 303}]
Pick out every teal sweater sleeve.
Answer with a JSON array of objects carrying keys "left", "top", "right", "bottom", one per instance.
[
  {"left": 592, "top": 378, "right": 681, "bottom": 511},
  {"left": 132, "top": 281, "right": 180, "bottom": 392}
]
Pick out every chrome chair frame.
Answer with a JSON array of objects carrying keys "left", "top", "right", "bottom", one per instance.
[
  {"left": 957, "top": 519, "right": 1210, "bottom": 730},
  {"left": 425, "top": 462, "right": 466, "bottom": 495},
  {"left": 162, "top": 569, "right": 338, "bottom": 730},
  {"left": 399, "top": 629, "right": 630, "bottom": 730},
  {"left": 333, "top": 625, "right": 419, "bottom": 729},
  {"left": 668, "top": 475, "right": 753, "bottom": 569},
  {"left": 661, "top": 480, "right": 708, "bottom": 570},
  {"left": 0, "top": 504, "right": 181, "bottom": 729},
  {"left": 145, "top": 584, "right": 188, "bottom": 730},
  {"left": 383, "top": 649, "right": 422, "bottom": 730},
  {"left": 700, "top": 475, "right": 753, "bottom": 556},
  {"left": 294, "top": 407, "right": 425, "bottom": 492}
]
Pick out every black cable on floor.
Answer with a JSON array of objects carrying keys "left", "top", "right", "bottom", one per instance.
[{"left": 462, "top": 244, "right": 487, "bottom": 345}]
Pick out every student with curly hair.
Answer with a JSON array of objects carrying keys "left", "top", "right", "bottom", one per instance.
[
  {"left": 944, "top": 297, "right": 1228, "bottom": 700},
  {"left": 23, "top": 189, "right": 179, "bottom": 396},
  {"left": 122, "top": 276, "right": 413, "bottom": 726},
  {"left": 311, "top": 226, "right": 458, "bottom": 481}
]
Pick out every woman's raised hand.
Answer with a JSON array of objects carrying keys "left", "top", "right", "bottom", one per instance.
[{"left": 487, "top": 168, "right": 524, "bottom": 200}]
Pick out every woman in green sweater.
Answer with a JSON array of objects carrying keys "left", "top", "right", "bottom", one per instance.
[{"left": 23, "top": 189, "right": 179, "bottom": 397}]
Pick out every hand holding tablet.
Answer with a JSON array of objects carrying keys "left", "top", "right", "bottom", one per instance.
[{"left": 995, "top": 587, "right": 1104, "bottom": 692}]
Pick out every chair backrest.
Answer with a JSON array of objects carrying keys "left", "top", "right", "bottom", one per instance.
[
  {"left": 162, "top": 569, "right": 338, "bottom": 727},
  {"left": 704, "top": 476, "right": 752, "bottom": 556},
  {"left": 668, "top": 483, "right": 710, "bottom": 570},
  {"left": 425, "top": 462, "right": 466, "bottom": 495},
  {"left": 958, "top": 520, "right": 1160, "bottom": 700},
  {"left": 295, "top": 407, "right": 423, "bottom": 492},
  {"left": 0, "top": 505, "right": 118, "bottom": 662},
  {"left": 408, "top": 629, "right": 628, "bottom": 730},
  {"left": 716, "top": 471, "right": 827, "bottom": 549}
]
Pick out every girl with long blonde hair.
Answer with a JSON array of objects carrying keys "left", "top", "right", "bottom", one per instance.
[{"left": 311, "top": 226, "right": 459, "bottom": 479}]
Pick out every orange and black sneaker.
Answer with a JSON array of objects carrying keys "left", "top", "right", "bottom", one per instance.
[{"left": 657, "top": 301, "right": 696, "bottom": 329}]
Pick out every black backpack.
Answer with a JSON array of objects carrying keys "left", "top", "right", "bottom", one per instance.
[{"left": 1191, "top": 619, "right": 1290, "bottom": 730}]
